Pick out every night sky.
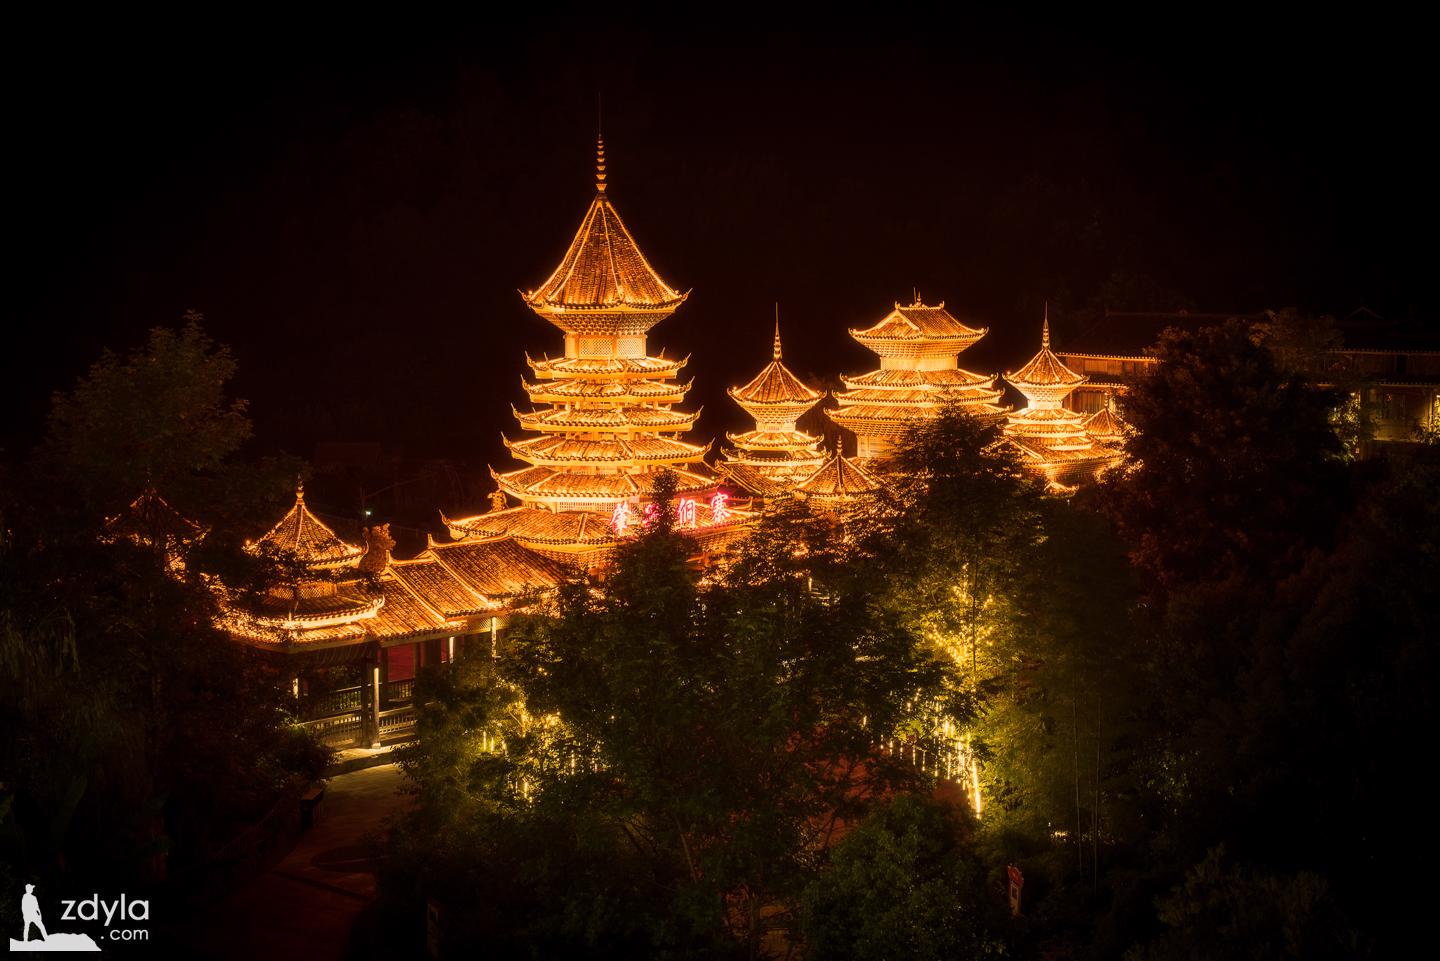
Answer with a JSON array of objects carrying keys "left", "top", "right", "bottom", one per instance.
[{"left": 10, "top": 21, "right": 1433, "bottom": 511}]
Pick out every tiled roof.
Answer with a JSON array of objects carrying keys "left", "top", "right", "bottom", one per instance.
[
  {"left": 835, "top": 384, "right": 1005, "bottom": 406},
  {"left": 387, "top": 557, "right": 494, "bottom": 618},
  {"left": 1083, "top": 404, "right": 1125, "bottom": 442},
  {"left": 725, "top": 428, "right": 827, "bottom": 451},
  {"left": 254, "top": 585, "right": 383, "bottom": 623},
  {"left": 795, "top": 453, "right": 883, "bottom": 499},
  {"left": 370, "top": 577, "right": 453, "bottom": 640},
  {"left": 523, "top": 377, "right": 691, "bottom": 402},
  {"left": 730, "top": 327, "right": 823, "bottom": 407},
  {"left": 225, "top": 616, "right": 369, "bottom": 648},
  {"left": 430, "top": 538, "right": 568, "bottom": 596},
  {"left": 527, "top": 353, "right": 688, "bottom": 377},
  {"left": 505, "top": 434, "right": 709, "bottom": 466},
  {"left": 515, "top": 405, "right": 699, "bottom": 432},
  {"left": 715, "top": 462, "right": 798, "bottom": 498},
  {"left": 447, "top": 507, "right": 615, "bottom": 547},
  {"left": 1001, "top": 399, "right": 1124, "bottom": 482},
  {"left": 841, "top": 368, "right": 992, "bottom": 389},
  {"left": 450, "top": 495, "right": 746, "bottom": 553},
  {"left": 253, "top": 486, "right": 364, "bottom": 569},
  {"left": 729, "top": 359, "right": 822, "bottom": 407},
  {"left": 1007, "top": 320, "right": 1086, "bottom": 388},
  {"left": 523, "top": 191, "right": 685, "bottom": 312},
  {"left": 829, "top": 401, "right": 1008, "bottom": 432},
  {"left": 491, "top": 465, "right": 716, "bottom": 501},
  {"left": 104, "top": 489, "right": 204, "bottom": 547},
  {"left": 850, "top": 301, "right": 987, "bottom": 344}
]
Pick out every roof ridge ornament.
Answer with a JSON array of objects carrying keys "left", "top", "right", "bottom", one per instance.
[
  {"left": 1043, "top": 302, "right": 1051, "bottom": 350},
  {"left": 774, "top": 304, "right": 783, "bottom": 360}
]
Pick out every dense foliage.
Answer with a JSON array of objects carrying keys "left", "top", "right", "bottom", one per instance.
[
  {"left": 385, "top": 314, "right": 1434, "bottom": 960},
  {"left": 1, "top": 318, "right": 326, "bottom": 934},
  {"left": 385, "top": 478, "right": 971, "bottom": 958},
  {"left": 6, "top": 310, "right": 1433, "bottom": 960}
]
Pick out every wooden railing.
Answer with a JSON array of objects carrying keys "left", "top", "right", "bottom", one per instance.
[
  {"left": 307, "top": 685, "right": 361, "bottom": 720},
  {"left": 877, "top": 737, "right": 971, "bottom": 784},
  {"left": 382, "top": 677, "right": 415, "bottom": 706},
  {"left": 303, "top": 712, "right": 363, "bottom": 748},
  {"left": 378, "top": 706, "right": 417, "bottom": 741}
]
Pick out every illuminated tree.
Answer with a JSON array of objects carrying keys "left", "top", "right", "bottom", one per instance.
[
  {"left": 880, "top": 404, "right": 1146, "bottom": 892},
  {"left": 881, "top": 403, "right": 1042, "bottom": 683},
  {"left": 800, "top": 795, "right": 1005, "bottom": 961},
  {"left": 390, "top": 478, "right": 948, "bottom": 957}
]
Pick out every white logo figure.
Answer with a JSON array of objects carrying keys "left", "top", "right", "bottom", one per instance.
[
  {"left": 20, "top": 885, "right": 46, "bottom": 943},
  {"left": 9, "top": 883, "right": 100, "bottom": 952}
]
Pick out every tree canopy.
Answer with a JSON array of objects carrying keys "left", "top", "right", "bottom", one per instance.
[{"left": 390, "top": 477, "right": 958, "bottom": 958}]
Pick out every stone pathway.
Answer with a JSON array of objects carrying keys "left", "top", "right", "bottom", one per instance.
[{"left": 170, "top": 763, "right": 410, "bottom": 961}]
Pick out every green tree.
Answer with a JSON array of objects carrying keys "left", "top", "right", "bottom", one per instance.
[
  {"left": 879, "top": 406, "right": 1149, "bottom": 937},
  {"left": 880, "top": 405, "right": 1043, "bottom": 688},
  {"left": 389, "top": 479, "right": 948, "bottom": 958},
  {"left": 978, "top": 499, "right": 1147, "bottom": 896},
  {"left": 800, "top": 794, "right": 1006, "bottom": 961},
  {"left": 1126, "top": 847, "right": 1360, "bottom": 961},
  {"left": 42, "top": 312, "right": 252, "bottom": 517},
  {"left": 2, "top": 316, "right": 324, "bottom": 897},
  {"left": 1104, "top": 318, "right": 1348, "bottom": 589},
  {"left": 1251, "top": 308, "right": 1373, "bottom": 458}
]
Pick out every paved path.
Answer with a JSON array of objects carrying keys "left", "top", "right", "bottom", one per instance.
[{"left": 172, "top": 763, "right": 410, "bottom": 961}]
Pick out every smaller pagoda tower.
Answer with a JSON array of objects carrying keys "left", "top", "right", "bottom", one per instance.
[
  {"left": 792, "top": 449, "right": 884, "bottom": 513},
  {"left": 716, "top": 320, "right": 826, "bottom": 498},
  {"left": 226, "top": 484, "right": 383, "bottom": 644},
  {"left": 829, "top": 299, "right": 1007, "bottom": 460},
  {"left": 1002, "top": 312, "right": 1122, "bottom": 490},
  {"left": 1082, "top": 393, "right": 1127, "bottom": 450}
]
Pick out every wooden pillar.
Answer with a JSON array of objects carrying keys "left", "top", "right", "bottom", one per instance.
[
  {"left": 361, "top": 646, "right": 380, "bottom": 748},
  {"left": 490, "top": 616, "right": 498, "bottom": 658}
]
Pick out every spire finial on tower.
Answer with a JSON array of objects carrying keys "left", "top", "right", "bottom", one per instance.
[
  {"left": 1042, "top": 301, "right": 1051, "bottom": 349},
  {"left": 774, "top": 303, "right": 783, "bottom": 360},
  {"left": 595, "top": 92, "right": 607, "bottom": 193},
  {"left": 295, "top": 478, "right": 305, "bottom": 503}
]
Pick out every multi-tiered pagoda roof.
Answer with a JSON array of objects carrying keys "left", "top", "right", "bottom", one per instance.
[
  {"left": 829, "top": 300, "right": 1007, "bottom": 459},
  {"left": 446, "top": 139, "right": 742, "bottom": 560},
  {"left": 224, "top": 488, "right": 566, "bottom": 651},
  {"left": 716, "top": 322, "right": 828, "bottom": 498},
  {"left": 232, "top": 485, "right": 384, "bottom": 640},
  {"left": 1081, "top": 394, "right": 1126, "bottom": 449},
  {"left": 1002, "top": 314, "right": 1123, "bottom": 490},
  {"left": 793, "top": 450, "right": 884, "bottom": 511}
]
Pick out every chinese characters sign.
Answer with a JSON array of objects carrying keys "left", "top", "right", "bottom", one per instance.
[{"left": 609, "top": 493, "right": 726, "bottom": 535}]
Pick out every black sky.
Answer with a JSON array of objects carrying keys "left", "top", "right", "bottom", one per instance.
[{"left": 9, "top": 20, "right": 1434, "bottom": 506}]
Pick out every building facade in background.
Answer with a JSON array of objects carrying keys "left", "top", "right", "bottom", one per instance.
[{"left": 1054, "top": 309, "right": 1440, "bottom": 446}]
